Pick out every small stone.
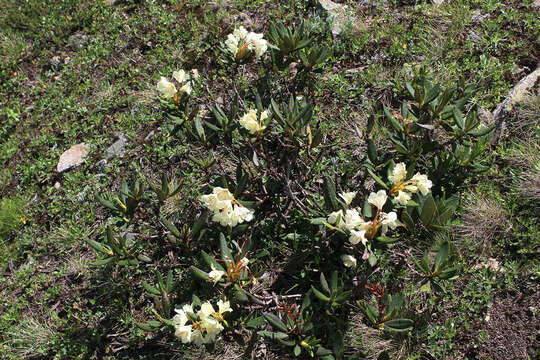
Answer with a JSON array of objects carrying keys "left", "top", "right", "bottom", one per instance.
[
  {"left": 534, "top": 0, "right": 540, "bottom": 7},
  {"left": 57, "top": 143, "right": 90, "bottom": 172},
  {"left": 105, "top": 132, "right": 128, "bottom": 160},
  {"left": 319, "top": 0, "right": 360, "bottom": 36},
  {"left": 50, "top": 56, "right": 62, "bottom": 68},
  {"left": 54, "top": 182, "right": 61, "bottom": 190},
  {"left": 144, "top": 130, "right": 156, "bottom": 142},
  {"left": 68, "top": 34, "right": 89, "bottom": 49},
  {"left": 433, "top": 0, "right": 444, "bottom": 4},
  {"left": 25, "top": 105, "right": 35, "bottom": 113}
]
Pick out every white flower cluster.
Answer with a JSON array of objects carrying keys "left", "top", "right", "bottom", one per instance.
[
  {"left": 156, "top": 69, "right": 193, "bottom": 99},
  {"left": 200, "top": 187, "right": 254, "bottom": 227},
  {"left": 225, "top": 26, "right": 268, "bottom": 60},
  {"left": 328, "top": 190, "right": 399, "bottom": 247},
  {"left": 239, "top": 109, "right": 269, "bottom": 135},
  {"left": 172, "top": 300, "right": 231, "bottom": 345},
  {"left": 389, "top": 163, "right": 433, "bottom": 205}
]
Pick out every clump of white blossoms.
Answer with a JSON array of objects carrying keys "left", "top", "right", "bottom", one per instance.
[
  {"left": 388, "top": 163, "right": 433, "bottom": 205},
  {"left": 200, "top": 187, "right": 254, "bottom": 227},
  {"left": 239, "top": 109, "right": 269, "bottom": 136},
  {"left": 225, "top": 26, "right": 268, "bottom": 61},
  {"left": 172, "top": 300, "right": 232, "bottom": 345},
  {"left": 341, "top": 254, "right": 357, "bottom": 268},
  {"left": 327, "top": 190, "right": 399, "bottom": 247},
  {"left": 156, "top": 69, "right": 193, "bottom": 103}
]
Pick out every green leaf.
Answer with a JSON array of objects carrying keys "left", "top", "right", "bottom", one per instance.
[
  {"left": 190, "top": 266, "right": 210, "bottom": 281},
  {"left": 263, "top": 313, "right": 288, "bottom": 332},
  {"left": 233, "top": 284, "right": 249, "bottom": 303},
  {"left": 384, "top": 106, "right": 404, "bottom": 132},
  {"left": 420, "top": 195, "right": 437, "bottom": 227},
  {"left": 401, "top": 211, "right": 414, "bottom": 232},
  {"left": 219, "top": 233, "right": 233, "bottom": 263},
  {"left": 364, "top": 303, "right": 378, "bottom": 324},
  {"left": 311, "top": 286, "right": 331, "bottom": 302},
  {"left": 367, "top": 139, "right": 378, "bottom": 164},
  {"left": 382, "top": 318, "right": 414, "bottom": 332},
  {"left": 366, "top": 168, "right": 389, "bottom": 190},
  {"left": 330, "top": 271, "right": 338, "bottom": 294},
  {"left": 405, "top": 82, "right": 415, "bottom": 99},
  {"left": 294, "top": 344, "right": 301, "bottom": 356},
  {"left": 259, "top": 330, "right": 289, "bottom": 340},
  {"left": 142, "top": 281, "right": 160, "bottom": 296},
  {"left": 468, "top": 123, "right": 495, "bottom": 137},
  {"left": 135, "top": 321, "right": 159, "bottom": 332},
  {"left": 160, "top": 215, "right": 181, "bottom": 239},
  {"left": 320, "top": 272, "right": 330, "bottom": 294},
  {"left": 245, "top": 316, "right": 265, "bottom": 329},
  {"left": 453, "top": 107, "right": 465, "bottom": 130},
  {"left": 201, "top": 250, "right": 224, "bottom": 272},
  {"left": 194, "top": 118, "right": 206, "bottom": 141},
  {"left": 323, "top": 176, "right": 339, "bottom": 211},
  {"left": 376, "top": 236, "right": 399, "bottom": 244},
  {"left": 433, "top": 241, "right": 450, "bottom": 273},
  {"left": 86, "top": 238, "right": 110, "bottom": 255}
]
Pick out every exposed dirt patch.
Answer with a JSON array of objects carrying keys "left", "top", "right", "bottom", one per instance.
[{"left": 461, "top": 285, "right": 539, "bottom": 359}]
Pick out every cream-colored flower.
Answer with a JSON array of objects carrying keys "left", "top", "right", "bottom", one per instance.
[
  {"left": 191, "top": 329, "right": 206, "bottom": 346},
  {"left": 201, "top": 187, "right": 254, "bottom": 227},
  {"left": 182, "top": 303, "right": 194, "bottom": 314},
  {"left": 208, "top": 265, "right": 226, "bottom": 284},
  {"left": 239, "top": 257, "right": 249, "bottom": 267},
  {"left": 341, "top": 254, "right": 357, "bottom": 268},
  {"left": 389, "top": 162, "right": 407, "bottom": 184},
  {"left": 173, "top": 309, "right": 188, "bottom": 327},
  {"left": 381, "top": 211, "right": 399, "bottom": 234},
  {"left": 157, "top": 76, "right": 176, "bottom": 98},
  {"left": 411, "top": 173, "right": 433, "bottom": 195},
  {"left": 239, "top": 109, "right": 266, "bottom": 135},
  {"left": 246, "top": 31, "right": 268, "bottom": 58},
  {"left": 339, "top": 191, "right": 357, "bottom": 206},
  {"left": 394, "top": 190, "right": 411, "bottom": 206},
  {"left": 202, "top": 316, "right": 223, "bottom": 337},
  {"left": 217, "top": 299, "right": 232, "bottom": 315},
  {"left": 368, "top": 190, "right": 388, "bottom": 210},
  {"left": 173, "top": 69, "right": 189, "bottom": 84},
  {"left": 233, "top": 26, "right": 248, "bottom": 39},
  {"left": 225, "top": 33, "right": 239, "bottom": 55},
  {"left": 404, "top": 184, "right": 418, "bottom": 193},
  {"left": 349, "top": 229, "right": 367, "bottom": 245},
  {"left": 174, "top": 324, "right": 192, "bottom": 343},
  {"left": 327, "top": 210, "right": 344, "bottom": 226},
  {"left": 179, "top": 82, "right": 192, "bottom": 95},
  {"left": 225, "top": 26, "right": 267, "bottom": 60},
  {"left": 343, "top": 209, "right": 364, "bottom": 230},
  {"left": 198, "top": 302, "right": 215, "bottom": 320}
]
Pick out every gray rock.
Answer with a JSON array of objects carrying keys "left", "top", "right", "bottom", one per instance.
[
  {"left": 144, "top": 130, "right": 156, "bottom": 142},
  {"left": 69, "top": 34, "right": 89, "bottom": 49},
  {"left": 105, "top": 132, "right": 128, "bottom": 160},
  {"left": 50, "top": 56, "right": 62, "bottom": 68},
  {"left": 319, "top": 0, "right": 361, "bottom": 36},
  {"left": 57, "top": 143, "right": 90, "bottom": 172}
]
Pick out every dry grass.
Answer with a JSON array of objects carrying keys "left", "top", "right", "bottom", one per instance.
[
  {"left": 520, "top": 166, "right": 540, "bottom": 202},
  {"left": 456, "top": 194, "right": 511, "bottom": 254},
  {"left": 3, "top": 317, "right": 59, "bottom": 359},
  {"left": 344, "top": 313, "right": 402, "bottom": 359}
]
